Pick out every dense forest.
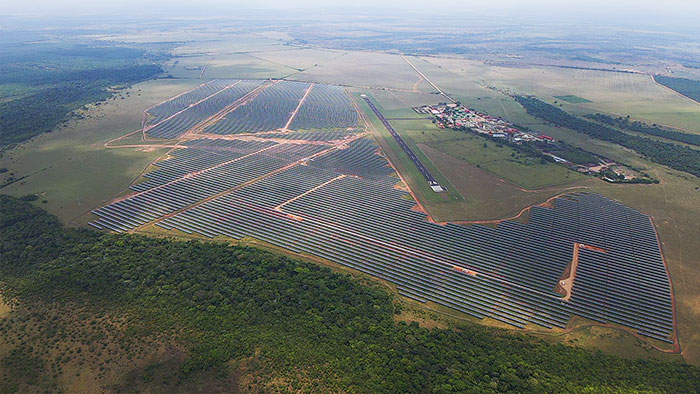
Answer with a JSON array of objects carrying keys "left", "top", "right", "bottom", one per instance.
[
  {"left": 655, "top": 75, "right": 700, "bottom": 102},
  {"left": 0, "top": 44, "right": 163, "bottom": 148},
  {"left": 515, "top": 96, "right": 700, "bottom": 177},
  {"left": 1, "top": 195, "right": 699, "bottom": 393},
  {"left": 586, "top": 113, "right": 700, "bottom": 146}
]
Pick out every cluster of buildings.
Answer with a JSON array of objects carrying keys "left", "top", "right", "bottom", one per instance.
[
  {"left": 414, "top": 103, "right": 555, "bottom": 143},
  {"left": 416, "top": 103, "right": 648, "bottom": 183}
]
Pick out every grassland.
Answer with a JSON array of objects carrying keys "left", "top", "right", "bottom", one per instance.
[
  {"left": 248, "top": 48, "right": 346, "bottom": 72},
  {"left": 292, "top": 51, "right": 432, "bottom": 91},
  {"left": 0, "top": 78, "right": 201, "bottom": 225},
  {"left": 554, "top": 95, "right": 592, "bottom": 103},
  {"left": 163, "top": 53, "right": 295, "bottom": 80},
  {"left": 417, "top": 56, "right": 700, "bottom": 133},
  {"left": 426, "top": 134, "right": 582, "bottom": 189},
  {"left": 361, "top": 88, "right": 442, "bottom": 111}
]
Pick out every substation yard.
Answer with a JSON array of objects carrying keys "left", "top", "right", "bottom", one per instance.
[{"left": 92, "top": 79, "right": 677, "bottom": 346}]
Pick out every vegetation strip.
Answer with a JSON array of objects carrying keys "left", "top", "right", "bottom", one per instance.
[
  {"left": 653, "top": 75, "right": 700, "bottom": 104},
  {"left": 514, "top": 96, "right": 700, "bottom": 177},
  {"left": 585, "top": 113, "right": 700, "bottom": 146}
]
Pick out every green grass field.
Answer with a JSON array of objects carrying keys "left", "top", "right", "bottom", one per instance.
[
  {"left": 554, "top": 95, "right": 592, "bottom": 103},
  {"left": 426, "top": 135, "right": 581, "bottom": 189}
]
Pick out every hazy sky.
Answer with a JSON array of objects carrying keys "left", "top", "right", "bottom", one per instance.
[
  {"left": 2, "top": 0, "right": 700, "bottom": 29},
  {"left": 2, "top": 0, "right": 699, "bottom": 14}
]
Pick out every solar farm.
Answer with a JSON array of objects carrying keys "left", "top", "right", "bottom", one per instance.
[
  {"left": 143, "top": 79, "right": 358, "bottom": 139},
  {"left": 91, "top": 82, "right": 676, "bottom": 345}
]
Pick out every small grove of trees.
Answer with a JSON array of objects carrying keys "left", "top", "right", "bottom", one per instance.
[{"left": 515, "top": 96, "right": 700, "bottom": 177}]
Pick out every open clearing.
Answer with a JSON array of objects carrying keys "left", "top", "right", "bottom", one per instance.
[{"left": 427, "top": 137, "right": 581, "bottom": 189}]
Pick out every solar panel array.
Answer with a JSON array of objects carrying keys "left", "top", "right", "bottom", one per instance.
[
  {"left": 146, "top": 79, "right": 233, "bottom": 123},
  {"left": 204, "top": 81, "right": 310, "bottom": 135},
  {"left": 289, "top": 84, "right": 358, "bottom": 130},
  {"left": 145, "top": 80, "right": 264, "bottom": 139},
  {"left": 144, "top": 81, "right": 358, "bottom": 139},
  {"left": 90, "top": 140, "right": 331, "bottom": 232},
  {"left": 131, "top": 139, "right": 276, "bottom": 192},
  {"left": 98, "top": 82, "right": 675, "bottom": 343},
  {"left": 255, "top": 129, "right": 356, "bottom": 142}
]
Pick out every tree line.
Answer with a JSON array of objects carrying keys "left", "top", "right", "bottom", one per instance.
[
  {"left": 1, "top": 194, "right": 699, "bottom": 392},
  {"left": 0, "top": 44, "right": 163, "bottom": 148},
  {"left": 655, "top": 75, "right": 700, "bottom": 102},
  {"left": 586, "top": 113, "right": 700, "bottom": 146},
  {"left": 0, "top": 65, "right": 161, "bottom": 148},
  {"left": 514, "top": 96, "right": 700, "bottom": 177}
]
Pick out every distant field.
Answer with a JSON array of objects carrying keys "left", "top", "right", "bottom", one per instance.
[
  {"left": 202, "top": 53, "right": 298, "bottom": 79},
  {"left": 290, "top": 51, "right": 431, "bottom": 92},
  {"left": 418, "top": 56, "right": 700, "bottom": 134},
  {"left": 248, "top": 47, "right": 346, "bottom": 71},
  {"left": 362, "top": 88, "right": 443, "bottom": 111},
  {"left": 163, "top": 53, "right": 293, "bottom": 79},
  {"left": 554, "top": 95, "right": 592, "bottom": 103}
]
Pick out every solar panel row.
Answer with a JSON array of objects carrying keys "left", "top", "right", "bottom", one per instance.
[
  {"left": 204, "top": 81, "right": 310, "bottom": 135},
  {"left": 144, "top": 81, "right": 358, "bottom": 138},
  {"left": 146, "top": 80, "right": 264, "bottom": 139},
  {"left": 90, "top": 141, "right": 332, "bottom": 232},
  {"left": 289, "top": 84, "right": 358, "bottom": 130}
]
